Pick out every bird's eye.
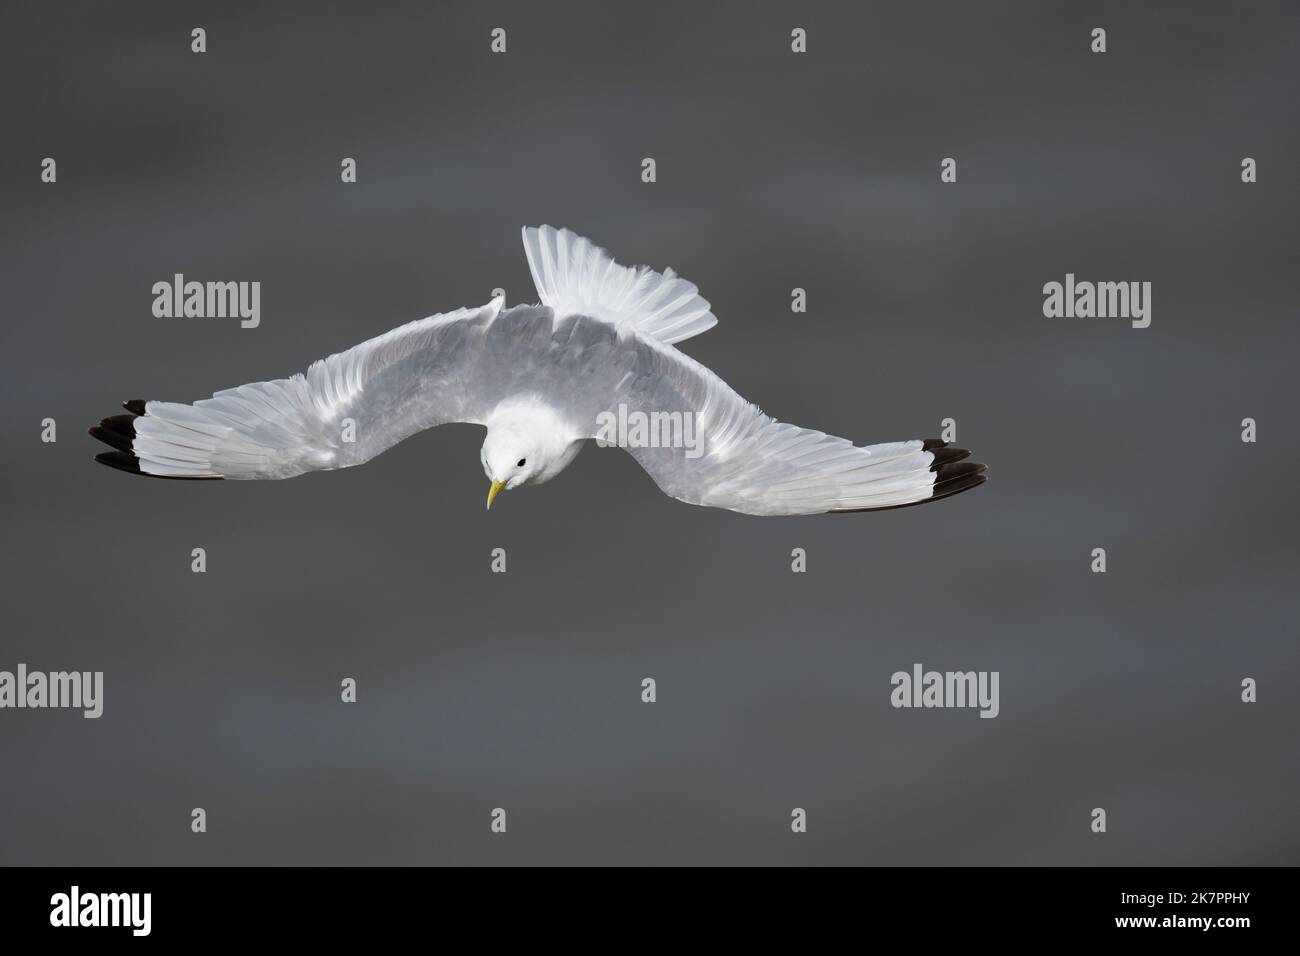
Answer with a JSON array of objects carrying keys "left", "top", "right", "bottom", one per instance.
[{"left": 517, "top": 458, "right": 527, "bottom": 468}]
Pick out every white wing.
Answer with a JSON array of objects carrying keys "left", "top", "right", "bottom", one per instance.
[
  {"left": 91, "top": 300, "right": 562, "bottom": 479},
  {"left": 593, "top": 332, "right": 987, "bottom": 516},
  {"left": 522, "top": 225, "right": 717, "bottom": 344},
  {"left": 92, "top": 306, "right": 985, "bottom": 513}
]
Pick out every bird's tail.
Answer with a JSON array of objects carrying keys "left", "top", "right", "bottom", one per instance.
[{"left": 522, "top": 225, "right": 718, "bottom": 345}]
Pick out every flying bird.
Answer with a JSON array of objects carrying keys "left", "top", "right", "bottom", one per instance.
[{"left": 90, "top": 226, "right": 987, "bottom": 516}]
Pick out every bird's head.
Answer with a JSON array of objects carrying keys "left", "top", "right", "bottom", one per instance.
[
  {"left": 481, "top": 432, "right": 544, "bottom": 508},
  {"left": 480, "top": 401, "right": 582, "bottom": 509}
]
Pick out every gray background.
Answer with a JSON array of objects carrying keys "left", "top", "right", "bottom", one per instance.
[{"left": 1, "top": 0, "right": 1297, "bottom": 865}]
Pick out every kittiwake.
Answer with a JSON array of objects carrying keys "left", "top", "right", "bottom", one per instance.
[{"left": 89, "top": 226, "right": 987, "bottom": 516}]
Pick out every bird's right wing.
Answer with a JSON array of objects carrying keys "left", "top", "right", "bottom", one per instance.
[{"left": 90, "top": 301, "right": 561, "bottom": 480}]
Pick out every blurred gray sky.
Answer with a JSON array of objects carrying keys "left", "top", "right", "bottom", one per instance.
[{"left": 1, "top": 0, "right": 1297, "bottom": 864}]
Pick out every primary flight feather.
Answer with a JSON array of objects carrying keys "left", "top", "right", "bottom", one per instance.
[{"left": 90, "top": 226, "right": 987, "bottom": 516}]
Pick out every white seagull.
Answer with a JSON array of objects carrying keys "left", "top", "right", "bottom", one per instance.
[{"left": 91, "top": 226, "right": 986, "bottom": 516}]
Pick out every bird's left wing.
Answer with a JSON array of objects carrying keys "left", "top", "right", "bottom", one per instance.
[
  {"left": 587, "top": 331, "right": 987, "bottom": 516},
  {"left": 90, "top": 301, "right": 555, "bottom": 479}
]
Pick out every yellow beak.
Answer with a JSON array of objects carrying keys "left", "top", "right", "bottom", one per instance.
[{"left": 486, "top": 479, "right": 506, "bottom": 510}]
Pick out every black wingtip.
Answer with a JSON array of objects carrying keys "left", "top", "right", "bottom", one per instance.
[
  {"left": 829, "top": 447, "right": 988, "bottom": 514},
  {"left": 94, "top": 450, "right": 144, "bottom": 475},
  {"left": 923, "top": 441, "right": 985, "bottom": 496},
  {"left": 928, "top": 446, "right": 972, "bottom": 468},
  {"left": 99, "top": 414, "right": 137, "bottom": 438},
  {"left": 930, "top": 461, "right": 988, "bottom": 501},
  {"left": 89, "top": 412, "right": 138, "bottom": 454},
  {"left": 88, "top": 425, "right": 133, "bottom": 453},
  {"left": 91, "top": 402, "right": 221, "bottom": 480}
]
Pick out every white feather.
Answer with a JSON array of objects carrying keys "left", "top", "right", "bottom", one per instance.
[{"left": 521, "top": 225, "right": 717, "bottom": 345}]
